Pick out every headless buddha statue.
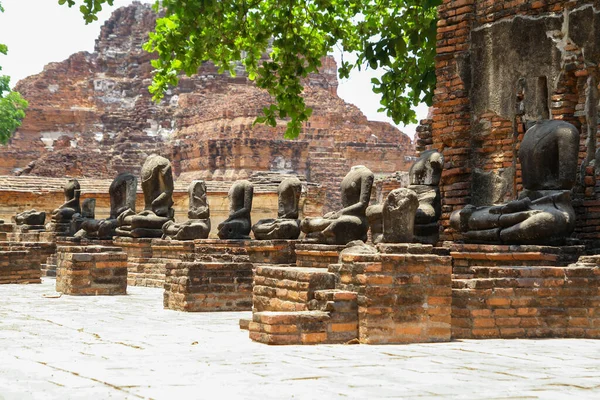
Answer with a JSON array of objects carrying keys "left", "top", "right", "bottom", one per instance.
[
  {"left": 217, "top": 180, "right": 254, "bottom": 240},
  {"left": 77, "top": 173, "right": 137, "bottom": 239},
  {"left": 162, "top": 180, "right": 211, "bottom": 240},
  {"left": 301, "top": 165, "right": 374, "bottom": 245},
  {"left": 450, "top": 120, "right": 579, "bottom": 245},
  {"left": 116, "top": 155, "right": 175, "bottom": 238},
  {"left": 50, "top": 179, "right": 81, "bottom": 224},
  {"left": 252, "top": 177, "right": 302, "bottom": 240},
  {"left": 410, "top": 150, "right": 443, "bottom": 244},
  {"left": 14, "top": 209, "right": 46, "bottom": 229}
]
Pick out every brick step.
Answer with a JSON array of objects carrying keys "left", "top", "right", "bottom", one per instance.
[
  {"left": 249, "top": 311, "right": 331, "bottom": 345},
  {"left": 249, "top": 288, "right": 359, "bottom": 345},
  {"left": 308, "top": 146, "right": 335, "bottom": 153},
  {"left": 253, "top": 265, "right": 337, "bottom": 312}
]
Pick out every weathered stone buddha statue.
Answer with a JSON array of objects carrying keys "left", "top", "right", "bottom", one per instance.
[
  {"left": 116, "top": 155, "right": 175, "bottom": 238},
  {"left": 217, "top": 180, "right": 254, "bottom": 240},
  {"left": 70, "top": 198, "right": 96, "bottom": 234},
  {"left": 50, "top": 179, "right": 81, "bottom": 224},
  {"left": 450, "top": 120, "right": 579, "bottom": 245},
  {"left": 301, "top": 165, "right": 374, "bottom": 245},
  {"left": 410, "top": 150, "right": 443, "bottom": 244},
  {"left": 76, "top": 173, "right": 137, "bottom": 239},
  {"left": 367, "top": 150, "right": 444, "bottom": 244},
  {"left": 162, "top": 180, "right": 211, "bottom": 240},
  {"left": 252, "top": 177, "right": 302, "bottom": 240},
  {"left": 14, "top": 209, "right": 46, "bottom": 230}
]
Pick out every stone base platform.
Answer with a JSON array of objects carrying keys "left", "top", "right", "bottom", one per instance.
[
  {"left": 55, "top": 243, "right": 127, "bottom": 295},
  {"left": 447, "top": 243, "right": 584, "bottom": 276},
  {"left": 0, "top": 241, "right": 55, "bottom": 270},
  {"left": 452, "top": 255, "right": 600, "bottom": 339},
  {"left": 238, "top": 240, "right": 299, "bottom": 329},
  {"left": 249, "top": 243, "right": 451, "bottom": 345},
  {"left": 163, "top": 261, "right": 253, "bottom": 312},
  {"left": 0, "top": 249, "right": 41, "bottom": 284},
  {"left": 5, "top": 231, "right": 59, "bottom": 277},
  {"left": 163, "top": 239, "right": 253, "bottom": 312},
  {"left": 335, "top": 244, "right": 452, "bottom": 344},
  {"left": 14, "top": 224, "right": 46, "bottom": 233}
]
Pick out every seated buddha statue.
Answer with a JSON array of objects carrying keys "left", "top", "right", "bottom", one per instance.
[
  {"left": 252, "top": 177, "right": 302, "bottom": 240},
  {"left": 162, "top": 180, "right": 211, "bottom": 240},
  {"left": 450, "top": 120, "right": 579, "bottom": 245},
  {"left": 301, "top": 165, "right": 374, "bottom": 245},
  {"left": 116, "top": 155, "right": 175, "bottom": 238},
  {"left": 217, "top": 180, "right": 254, "bottom": 240}
]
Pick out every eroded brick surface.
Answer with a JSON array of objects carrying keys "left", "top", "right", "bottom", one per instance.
[{"left": 55, "top": 244, "right": 127, "bottom": 295}]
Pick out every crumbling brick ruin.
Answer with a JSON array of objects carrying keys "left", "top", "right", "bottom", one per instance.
[{"left": 422, "top": 0, "right": 600, "bottom": 250}]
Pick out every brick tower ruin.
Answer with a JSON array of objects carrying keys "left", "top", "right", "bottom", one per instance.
[{"left": 420, "top": 0, "right": 600, "bottom": 250}]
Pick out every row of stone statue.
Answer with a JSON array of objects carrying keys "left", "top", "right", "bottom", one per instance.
[
  {"left": 14, "top": 150, "right": 444, "bottom": 245},
  {"left": 14, "top": 119, "right": 579, "bottom": 246}
]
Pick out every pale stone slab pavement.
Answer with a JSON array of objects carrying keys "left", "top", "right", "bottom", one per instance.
[{"left": 1, "top": 279, "right": 600, "bottom": 399}]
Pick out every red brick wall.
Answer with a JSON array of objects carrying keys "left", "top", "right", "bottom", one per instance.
[{"left": 427, "top": 0, "right": 600, "bottom": 246}]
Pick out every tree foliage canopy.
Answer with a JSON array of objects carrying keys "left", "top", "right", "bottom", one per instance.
[
  {"left": 63, "top": 0, "right": 440, "bottom": 138},
  {"left": 0, "top": 1, "right": 28, "bottom": 144}
]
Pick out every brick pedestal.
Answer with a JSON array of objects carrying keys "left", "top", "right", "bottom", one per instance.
[
  {"left": 152, "top": 239, "right": 195, "bottom": 262},
  {"left": 334, "top": 244, "right": 452, "bottom": 344},
  {"left": 452, "top": 255, "right": 600, "bottom": 339},
  {"left": 249, "top": 243, "right": 359, "bottom": 345},
  {"left": 56, "top": 243, "right": 127, "bottom": 295},
  {"left": 194, "top": 239, "right": 250, "bottom": 263},
  {"left": 113, "top": 237, "right": 163, "bottom": 288},
  {"left": 4, "top": 231, "right": 57, "bottom": 276},
  {"left": 163, "top": 239, "right": 253, "bottom": 312},
  {"left": 0, "top": 250, "right": 41, "bottom": 284},
  {"left": 240, "top": 240, "right": 298, "bottom": 328}
]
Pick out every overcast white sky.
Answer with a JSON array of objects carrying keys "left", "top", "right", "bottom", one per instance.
[{"left": 0, "top": 0, "right": 427, "bottom": 138}]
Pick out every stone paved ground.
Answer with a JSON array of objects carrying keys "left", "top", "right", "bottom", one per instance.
[{"left": 1, "top": 279, "right": 600, "bottom": 399}]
